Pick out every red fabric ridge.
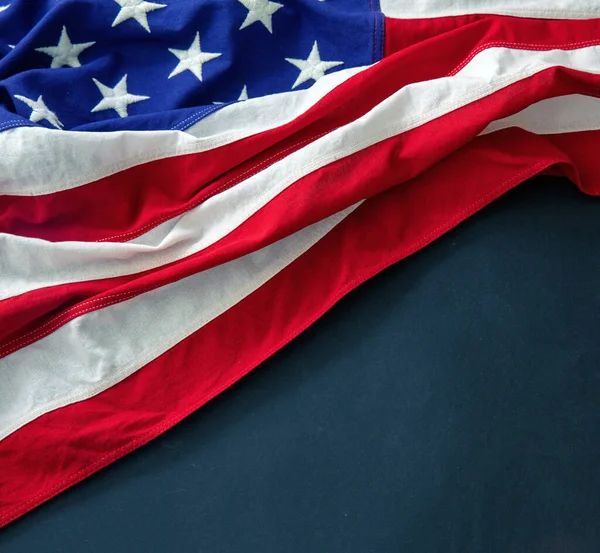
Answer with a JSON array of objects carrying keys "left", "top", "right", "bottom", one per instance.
[
  {"left": 1, "top": 121, "right": 599, "bottom": 527},
  {"left": 2, "top": 15, "right": 599, "bottom": 243},
  {"left": 2, "top": 12, "right": 600, "bottom": 527},
  {"left": 1, "top": 65, "right": 600, "bottom": 353}
]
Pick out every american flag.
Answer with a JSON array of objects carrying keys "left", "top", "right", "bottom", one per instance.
[{"left": 1, "top": 0, "right": 599, "bottom": 527}]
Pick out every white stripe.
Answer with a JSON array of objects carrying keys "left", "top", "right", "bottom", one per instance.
[
  {"left": 379, "top": 0, "right": 600, "bottom": 19},
  {"left": 481, "top": 94, "right": 600, "bottom": 135},
  {"left": 2, "top": 45, "right": 600, "bottom": 301},
  {"left": 0, "top": 66, "right": 367, "bottom": 196},
  {"left": 0, "top": 204, "right": 359, "bottom": 442}
]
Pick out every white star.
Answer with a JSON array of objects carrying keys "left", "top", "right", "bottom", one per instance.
[
  {"left": 15, "top": 94, "right": 64, "bottom": 129},
  {"left": 237, "top": 85, "right": 249, "bottom": 101},
  {"left": 112, "top": 0, "right": 166, "bottom": 33},
  {"left": 213, "top": 85, "right": 249, "bottom": 105},
  {"left": 238, "top": 0, "right": 283, "bottom": 34},
  {"left": 168, "top": 32, "right": 221, "bottom": 82},
  {"left": 285, "top": 41, "right": 343, "bottom": 89},
  {"left": 35, "top": 26, "right": 95, "bottom": 69},
  {"left": 0, "top": 5, "right": 10, "bottom": 13},
  {"left": 91, "top": 74, "right": 149, "bottom": 118}
]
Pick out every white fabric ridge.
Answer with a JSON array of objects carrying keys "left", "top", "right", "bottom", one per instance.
[
  {"left": 1, "top": 45, "right": 599, "bottom": 301},
  {"left": 481, "top": 94, "right": 600, "bottom": 135},
  {"left": 0, "top": 65, "right": 367, "bottom": 196},
  {"left": 0, "top": 203, "right": 359, "bottom": 442},
  {"left": 379, "top": 0, "right": 600, "bottom": 19}
]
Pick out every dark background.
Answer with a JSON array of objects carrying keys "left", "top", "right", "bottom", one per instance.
[{"left": 1, "top": 177, "right": 599, "bottom": 552}]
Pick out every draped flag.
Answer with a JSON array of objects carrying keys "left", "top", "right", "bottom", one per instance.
[{"left": 1, "top": 0, "right": 600, "bottom": 527}]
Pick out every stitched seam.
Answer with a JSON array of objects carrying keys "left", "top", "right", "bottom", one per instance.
[
  {"left": 59, "top": 41, "right": 597, "bottom": 237},
  {"left": 0, "top": 133, "right": 332, "bottom": 353},
  {"left": 0, "top": 206, "right": 352, "bottom": 437},
  {"left": 1, "top": 58, "right": 581, "bottom": 302},
  {"left": 97, "top": 50, "right": 568, "bottom": 242},
  {"left": 170, "top": 105, "right": 220, "bottom": 132},
  {"left": 100, "top": 57, "right": 586, "bottom": 244},
  {"left": 378, "top": 2, "right": 385, "bottom": 61},
  {"left": 488, "top": 120, "right": 600, "bottom": 135},
  {"left": 0, "top": 288, "right": 154, "bottom": 358},
  {"left": 371, "top": 0, "right": 383, "bottom": 62},
  {"left": 449, "top": 40, "right": 600, "bottom": 76},
  {"left": 98, "top": 131, "right": 330, "bottom": 243},
  {"left": 4, "top": 40, "right": 598, "bottom": 196},
  {"left": 392, "top": 8, "right": 600, "bottom": 18},
  {"left": 171, "top": 107, "right": 214, "bottom": 130},
  {"left": 0, "top": 121, "right": 33, "bottom": 132},
  {"left": 0, "top": 159, "right": 552, "bottom": 527},
  {"left": 370, "top": 0, "right": 376, "bottom": 64}
]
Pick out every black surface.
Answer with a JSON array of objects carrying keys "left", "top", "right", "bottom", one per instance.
[{"left": 1, "top": 178, "right": 600, "bottom": 553}]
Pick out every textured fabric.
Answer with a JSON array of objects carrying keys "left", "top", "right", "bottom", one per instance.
[
  {"left": 0, "top": 0, "right": 378, "bottom": 132},
  {"left": 2, "top": 1, "right": 600, "bottom": 526},
  {"left": 379, "top": 0, "right": 600, "bottom": 18},
  {"left": 1, "top": 177, "right": 598, "bottom": 551}
]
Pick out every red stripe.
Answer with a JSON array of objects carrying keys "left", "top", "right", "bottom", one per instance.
[
  {"left": 0, "top": 48, "right": 410, "bottom": 243},
  {"left": 2, "top": 115, "right": 600, "bottom": 527},
  {"left": 545, "top": 131, "right": 600, "bottom": 195},
  {"left": 384, "top": 14, "right": 600, "bottom": 58},
  {"left": 2, "top": 65, "right": 600, "bottom": 353},
  {"left": 2, "top": 16, "right": 599, "bottom": 244}
]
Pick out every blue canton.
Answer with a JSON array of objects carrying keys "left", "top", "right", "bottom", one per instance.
[{"left": 0, "top": 0, "right": 383, "bottom": 132}]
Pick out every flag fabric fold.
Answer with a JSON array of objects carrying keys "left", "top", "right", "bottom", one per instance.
[{"left": 0, "top": 0, "right": 599, "bottom": 527}]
